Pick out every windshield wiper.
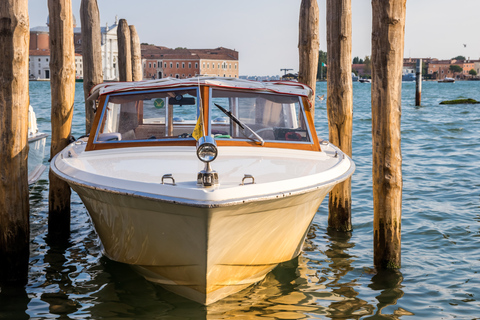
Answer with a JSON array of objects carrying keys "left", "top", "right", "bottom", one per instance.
[{"left": 214, "top": 103, "right": 264, "bottom": 145}]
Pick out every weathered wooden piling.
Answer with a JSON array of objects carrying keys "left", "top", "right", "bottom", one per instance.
[
  {"left": 117, "top": 19, "right": 132, "bottom": 82},
  {"left": 48, "top": 0, "right": 76, "bottom": 240},
  {"left": 130, "top": 25, "right": 142, "bottom": 81},
  {"left": 326, "top": 0, "right": 353, "bottom": 232},
  {"left": 298, "top": 0, "right": 319, "bottom": 113},
  {"left": 415, "top": 59, "right": 422, "bottom": 106},
  {"left": 80, "top": 0, "right": 103, "bottom": 134},
  {"left": 0, "top": 0, "right": 30, "bottom": 285},
  {"left": 371, "top": 0, "right": 406, "bottom": 269}
]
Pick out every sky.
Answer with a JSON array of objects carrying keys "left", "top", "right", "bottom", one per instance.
[{"left": 28, "top": 0, "right": 480, "bottom": 76}]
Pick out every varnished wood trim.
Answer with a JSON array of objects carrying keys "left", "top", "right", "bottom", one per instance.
[
  {"left": 90, "top": 139, "right": 197, "bottom": 151},
  {"left": 200, "top": 85, "right": 209, "bottom": 136},
  {"left": 302, "top": 97, "right": 321, "bottom": 151},
  {"left": 86, "top": 95, "right": 107, "bottom": 151}
]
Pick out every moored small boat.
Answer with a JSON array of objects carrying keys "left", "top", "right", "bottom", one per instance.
[
  {"left": 28, "top": 105, "right": 48, "bottom": 185},
  {"left": 51, "top": 77, "right": 354, "bottom": 304}
]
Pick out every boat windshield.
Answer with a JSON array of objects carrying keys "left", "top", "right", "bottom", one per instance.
[
  {"left": 94, "top": 88, "right": 199, "bottom": 143},
  {"left": 210, "top": 89, "right": 311, "bottom": 143}
]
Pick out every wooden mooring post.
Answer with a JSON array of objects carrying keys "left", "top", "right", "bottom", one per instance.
[
  {"left": 326, "top": 0, "right": 353, "bottom": 232},
  {"left": 80, "top": 0, "right": 103, "bottom": 134},
  {"left": 117, "top": 19, "right": 132, "bottom": 82},
  {"left": 371, "top": 0, "right": 406, "bottom": 269},
  {"left": 298, "top": 0, "right": 319, "bottom": 114},
  {"left": 415, "top": 59, "right": 422, "bottom": 106},
  {"left": 0, "top": 0, "right": 30, "bottom": 285},
  {"left": 130, "top": 25, "right": 143, "bottom": 81},
  {"left": 48, "top": 0, "right": 76, "bottom": 240}
]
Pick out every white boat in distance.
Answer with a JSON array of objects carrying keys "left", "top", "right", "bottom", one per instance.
[
  {"left": 438, "top": 77, "right": 455, "bottom": 83},
  {"left": 51, "top": 77, "right": 355, "bottom": 304},
  {"left": 28, "top": 105, "right": 47, "bottom": 185}
]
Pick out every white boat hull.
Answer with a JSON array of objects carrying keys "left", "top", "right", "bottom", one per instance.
[
  {"left": 68, "top": 177, "right": 332, "bottom": 304},
  {"left": 28, "top": 133, "right": 48, "bottom": 185}
]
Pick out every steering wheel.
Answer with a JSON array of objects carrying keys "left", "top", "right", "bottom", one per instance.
[{"left": 248, "top": 127, "right": 274, "bottom": 139}]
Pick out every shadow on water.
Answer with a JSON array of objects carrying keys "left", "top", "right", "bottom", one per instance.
[
  {"left": 40, "top": 238, "right": 80, "bottom": 319},
  {"left": 323, "top": 229, "right": 375, "bottom": 318},
  {"left": 364, "top": 270, "right": 411, "bottom": 320},
  {"left": 0, "top": 286, "right": 30, "bottom": 320}
]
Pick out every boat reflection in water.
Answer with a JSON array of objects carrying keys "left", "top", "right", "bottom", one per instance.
[{"left": 51, "top": 77, "right": 354, "bottom": 304}]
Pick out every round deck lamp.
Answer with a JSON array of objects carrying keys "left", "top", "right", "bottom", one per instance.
[
  {"left": 196, "top": 136, "right": 219, "bottom": 187},
  {"left": 196, "top": 136, "right": 217, "bottom": 163}
]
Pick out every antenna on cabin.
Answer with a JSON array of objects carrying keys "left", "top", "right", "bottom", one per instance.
[{"left": 280, "top": 68, "right": 293, "bottom": 75}]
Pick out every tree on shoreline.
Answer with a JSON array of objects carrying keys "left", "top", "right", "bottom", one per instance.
[{"left": 449, "top": 64, "right": 463, "bottom": 78}]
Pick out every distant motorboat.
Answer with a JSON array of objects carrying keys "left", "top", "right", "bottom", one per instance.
[
  {"left": 402, "top": 73, "right": 416, "bottom": 81},
  {"left": 28, "top": 105, "right": 47, "bottom": 185},
  {"left": 438, "top": 77, "right": 455, "bottom": 83},
  {"left": 359, "top": 78, "right": 371, "bottom": 83}
]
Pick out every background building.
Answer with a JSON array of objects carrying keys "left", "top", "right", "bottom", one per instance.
[
  {"left": 142, "top": 46, "right": 239, "bottom": 79},
  {"left": 29, "top": 15, "right": 119, "bottom": 81}
]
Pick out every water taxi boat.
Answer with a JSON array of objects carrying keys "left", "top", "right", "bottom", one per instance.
[
  {"left": 51, "top": 77, "right": 354, "bottom": 304},
  {"left": 28, "top": 105, "right": 48, "bottom": 185},
  {"left": 438, "top": 77, "right": 455, "bottom": 83}
]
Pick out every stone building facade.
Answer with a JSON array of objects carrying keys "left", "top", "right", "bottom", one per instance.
[
  {"left": 142, "top": 46, "right": 239, "bottom": 80},
  {"left": 30, "top": 16, "right": 119, "bottom": 81}
]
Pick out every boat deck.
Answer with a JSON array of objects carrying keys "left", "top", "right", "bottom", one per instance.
[{"left": 54, "top": 142, "right": 353, "bottom": 205}]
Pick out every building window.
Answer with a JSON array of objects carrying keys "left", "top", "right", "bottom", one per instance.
[
  {"left": 176, "top": 63, "right": 179, "bottom": 68},
  {"left": 46, "top": 58, "right": 49, "bottom": 62},
  {"left": 195, "top": 63, "right": 198, "bottom": 68},
  {"left": 154, "top": 63, "right": 156, "bottom": 68},
  {"left": 165, "top": 63, "right": 167, "bottom": 68},
  {"left": 203, "top": 63, "right": 205, "bottom": 68},
  {"left": 182, "top": 62, "right": 185, "bottom": 68},
  {"left": 38, "top": 58, "right": 41, "bottom": 61},
  {"left": 170, "top": 62, "right": 173, "bottom": 68},
  {"left": 235, "top": 64, "right": 237, "bottom": 69},
  {"left": 189, "top": 62, "right": 191, "bottom": 68},
  {"left": 212, "top": 63, "right": 215, "bottom": 69},
  {"left": 38, "top": 70, "right": 41, "bottom": 75},
  {"left": 149, "top": 63, "right": 151, "bottom": 68},
  {"left": 176, "top": 74, "right": 179, "bottom": 79},
  {"left": 229, "top": 64, "right": 232, "bottom": 69},
  {"left": 218, "top": 63, "right": 220, "bottom": 68}
]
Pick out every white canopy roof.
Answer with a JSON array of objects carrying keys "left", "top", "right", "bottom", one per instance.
[{"left": 88, "top": 77, "right": 313, "bottom": 101}]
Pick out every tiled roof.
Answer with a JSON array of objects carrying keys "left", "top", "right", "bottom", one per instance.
[{"left": 29, "top": 49, "right": 50, "bottom": 56}]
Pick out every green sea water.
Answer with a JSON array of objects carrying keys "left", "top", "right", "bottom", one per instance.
[{"left": 1, "top": 80, "right": 479, "bottom": 319}]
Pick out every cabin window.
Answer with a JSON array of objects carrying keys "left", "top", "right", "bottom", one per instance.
[
  {"left": 94, "top": 88, "right": 199, "bottom": 144},
  {"left": 209, "top": 89, "right": 311, "bottom": 143}
]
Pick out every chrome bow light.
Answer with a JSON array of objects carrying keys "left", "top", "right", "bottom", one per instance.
[{"left": 197, "top": 136, "right": 219, "bottom": 187}]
